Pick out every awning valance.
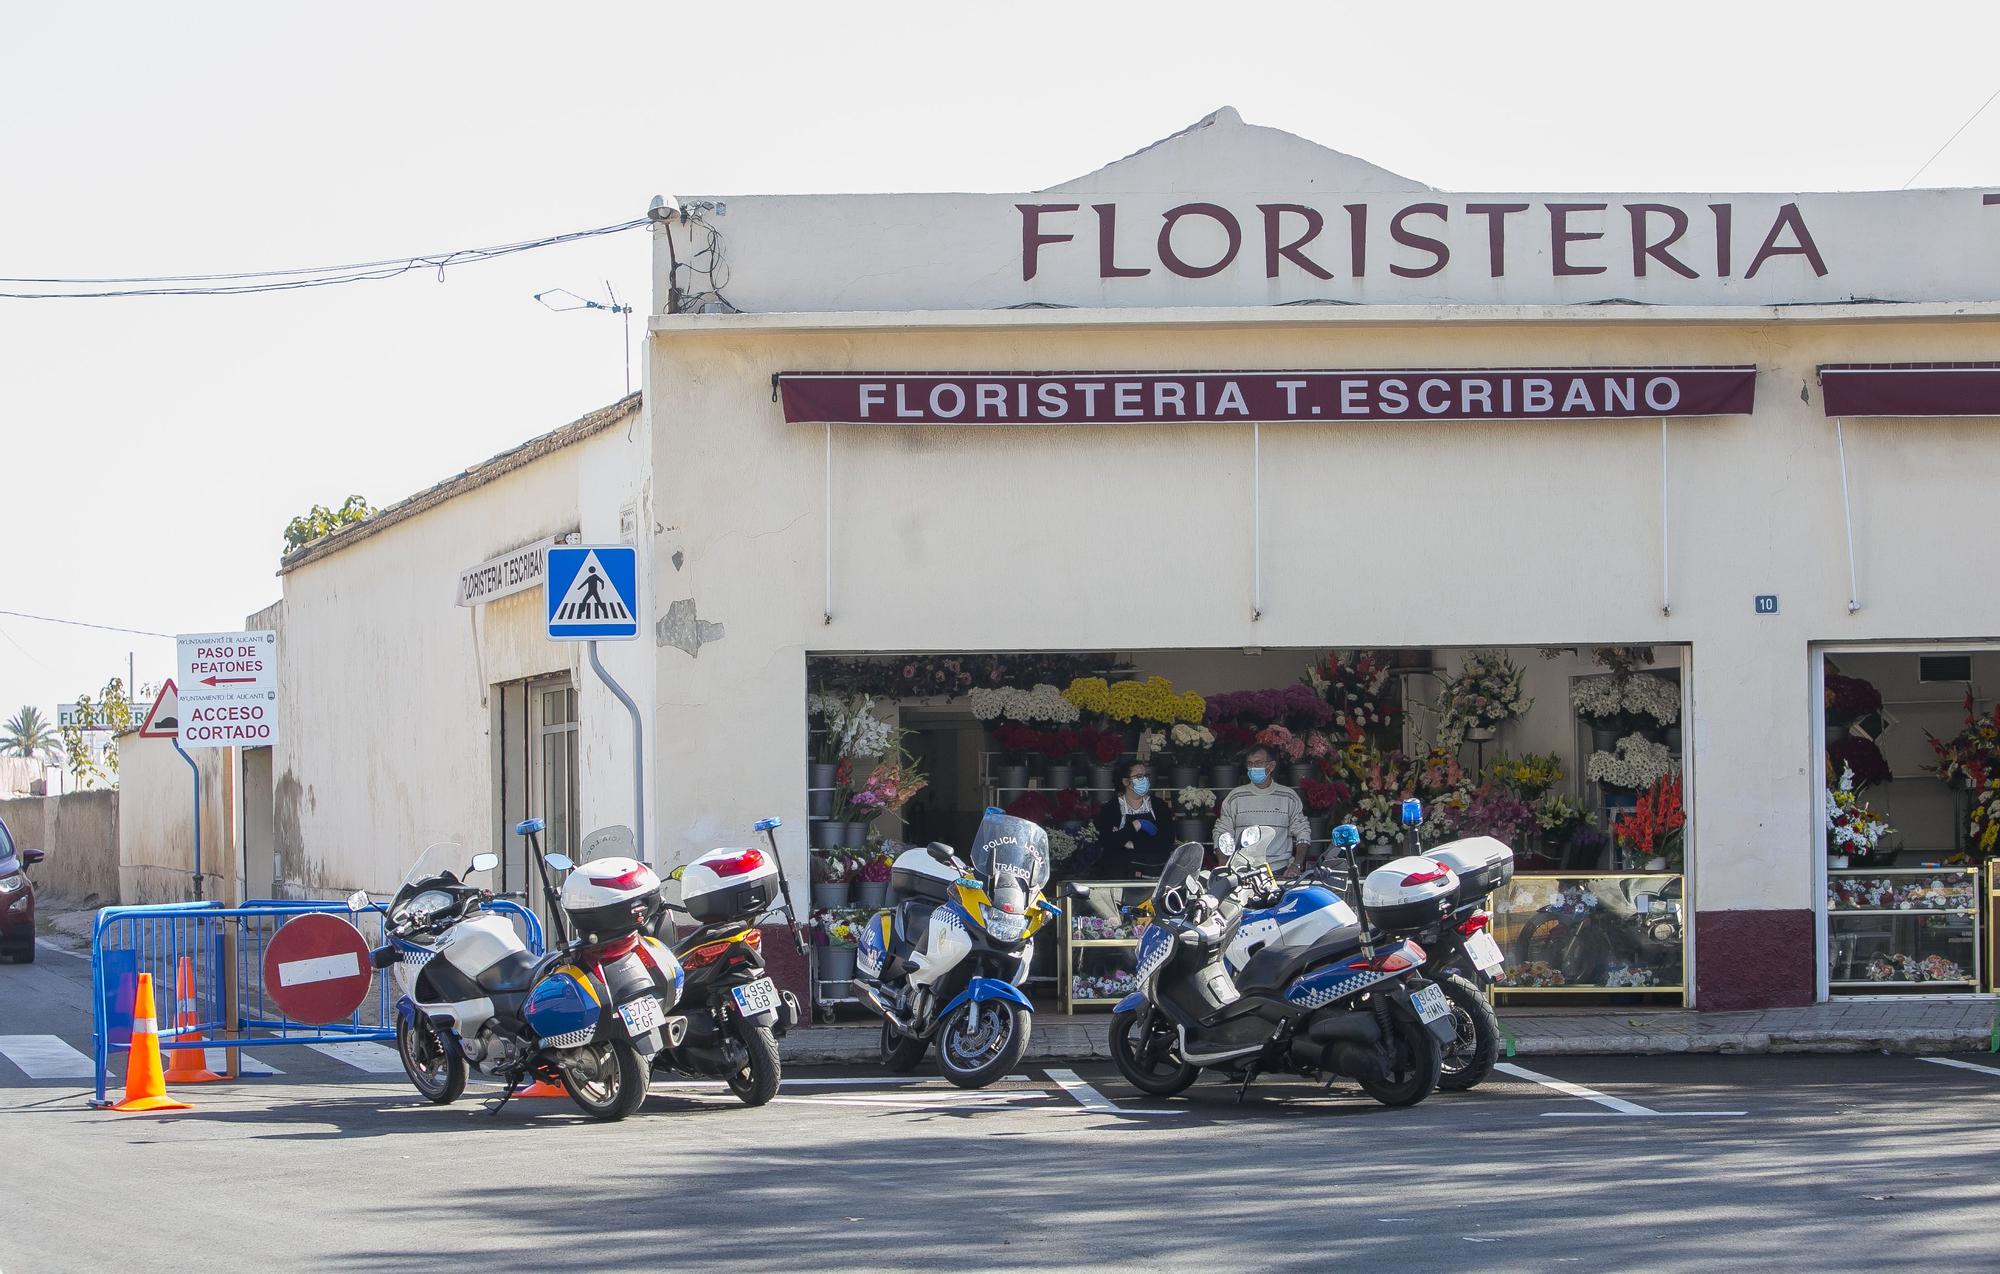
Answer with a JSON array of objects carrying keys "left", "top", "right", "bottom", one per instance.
[{"left": 1819, "top": 363, "right": 2000, "bottom": 417}]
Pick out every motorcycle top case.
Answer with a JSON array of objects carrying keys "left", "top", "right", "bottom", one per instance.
[
  {"left": 678, "top": 846, "right": 778, "bottom": 923},
  {"left": 1424, "top": 835, "right": 1514, "bottom": 903},
  {"left": 890, "top": 846, "right": 957, "bottom": 902},
  {"left": 561, "top": 856, "right": 663, "bottom": 941},
  {"left": 1360, "top": 856, "right": 1459, "bottom": 934}
]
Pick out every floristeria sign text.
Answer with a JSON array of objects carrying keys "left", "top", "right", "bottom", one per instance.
[{"left": 778, "top": 368, "right": 1757, "bottom": 425}]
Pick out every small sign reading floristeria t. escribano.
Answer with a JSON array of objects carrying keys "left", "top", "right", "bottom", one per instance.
[{"left": 175, "top": 630, "right": 279, "bottom": 747}]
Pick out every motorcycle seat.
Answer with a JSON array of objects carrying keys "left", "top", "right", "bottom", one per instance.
[
  {"left": 1233, "top": 923, "right": 1366, "bottom": 995},
  {"left": 477, "top": 950, "right": 545, "bottom": 995}
]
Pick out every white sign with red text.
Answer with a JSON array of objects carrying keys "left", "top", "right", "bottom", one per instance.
[{"left": 175, "top": 630, "right": 279, "bottom": 748}]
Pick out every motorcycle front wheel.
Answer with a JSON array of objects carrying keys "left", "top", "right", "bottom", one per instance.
[
  {"left": 1354, "top": 998, "right": 1441, "bottom": 1108},
  {"left": 935, "top": 1000, "right": 1030, "bottom": 1089},
  {"left": 396, "top": 1013, "right": 466, "bottom": 1105},
  {"left": 1109, "top": 1009, "right": 1198, "bottom": 1096},
  {"left": 559, "top": 1039, "right": 650, "bottom": 1121},
  {"left": 1435, "top": 973, "right": 1500, "bottom": 1091},
  {"left": 724, "top": 1019, "right": 781, "bottom": 1107}
]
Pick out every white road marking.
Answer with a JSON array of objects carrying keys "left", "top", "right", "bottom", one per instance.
[
  {"left": 1920, "top": 1057, "right": 2000, "bottom": 1079},
  {"left": 277, "top": 952, "right": 361, "bottom": 987},
  {"left": 1495, "top": 1062, "right": 1743, "bottom": 1118},
  {"left": 649, "top": 1075, "right": 1032, "bottom": 1090},
  {"left": 1045, "top": 1067, "right": 1189, "bottom": 1117},
  {"left": 305, "top": 1042, "right": 404, "bottom": 1073},
  {"left": 212, "top": 1050, "right": 282, "bottom": 1075},
  {"left": 0, "top": 1034, "right": 95, "bottom": 1078}
]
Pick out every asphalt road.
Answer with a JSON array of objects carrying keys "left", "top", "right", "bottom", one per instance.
[{"left": 5, "top": 941, "right": 2000, "bottom": 1273}]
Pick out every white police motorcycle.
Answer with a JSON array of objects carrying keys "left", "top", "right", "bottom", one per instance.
[{"left": 353, "top": 818, "right": 687, "bottom": 1121}]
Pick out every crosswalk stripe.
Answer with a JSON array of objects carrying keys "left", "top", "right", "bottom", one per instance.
[
  {"left": 0, "top": 1034, "right": 95, "bottom": 1079},
  {"left": 305, "top": 1042, "right": 404, "bottom": 1073},
  {"left": 202, "top": 1049, "right": 282, "bottom": 1075}
]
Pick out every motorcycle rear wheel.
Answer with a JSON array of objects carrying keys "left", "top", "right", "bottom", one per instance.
[
  {"left": 725, "top": 1020, "right": 782, "bottom": 1106},
  {"left": 1109, "top": 1009, "right": 1198, "bottom": 1096},
  {"left": 880, "top": 1018, "right": 927, "bottom": 1073},
  {"left": 396, "top": 1014, "right": 466, "bottom": 1105},
  {"left": 1435, "top": 973, "right": 1499, "bottom": 1091},
  {"left": 1354, "top": 999, "right": 1441, "bottom": 1108},
  {"left": 560, "top": 1040, "right": 649, "bottom": 1121},
  {"left": 935, "top": 1000, "right": 1030, "bottom": 1089}
]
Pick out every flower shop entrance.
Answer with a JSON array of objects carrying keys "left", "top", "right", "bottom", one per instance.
[
  {"left": 1815, "top": 644, "right": 2000, "bottom": 999},
  {"left": 802, "top": 645, "right": 1694, "bottom": 1016}
]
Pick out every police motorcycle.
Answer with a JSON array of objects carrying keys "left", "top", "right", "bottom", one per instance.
[
  {"left": 852, "top": 809, "right": 1089, "bottom": 1088},
  {"left": 1108, "top": 823, "right": 1458, "bottom": 1107},
  {"left": 1246, "top": 801, "right": 1514, "bottom": 1091},
  {"left": 353, "top": 819, "right": 687, "bottom": 1122},
  {"left": 649, "top": 817, "right": 806, "bottom": 1106}
]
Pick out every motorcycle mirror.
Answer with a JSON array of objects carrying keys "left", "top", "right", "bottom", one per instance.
[
  {"left": 1215, "top": 830, "right": 1236, "bottom": 855},
  {"left": 668, "top": 865, "right": 686, "bottom": 881},
  {"left": 469, "top": 852, "right": 499, "bottom": 874},
  {"left": 544, "top": 852, "right": 574, "bottom": 872},
  {"left": 1239, "top": 826, "right": 1265, "bottom": 850},
  {"left": 926, "top": 844, "right": 954, "bottom": 865},
  {"left": 346, "top": 890, "right": 369, "bottom": 913},
  {"left": 1062, "top": 881, "right": 1091, "bottom": 902}
]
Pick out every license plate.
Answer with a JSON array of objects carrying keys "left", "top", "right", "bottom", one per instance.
[
  {"left": 1412, "top": 983, "right": 1451, "bottom": 1024},
  {"left": 731, "top": 977, "right": 780, "bottom": 1016},
  {"left": 617, "top": 995, "right": 666, "bottom": 1034},
  {"left": 1465, "top": 930, "right": 1504, "bottom": 973}
]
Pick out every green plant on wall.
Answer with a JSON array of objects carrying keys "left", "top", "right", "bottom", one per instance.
[
  {"left": 283, "top": 494, "right": 374, "bottom": 553},
  {"left": 2, "top": 706, "right": 60, "bottom": 763},
  {"left": 57, "top": 678, "right": 136, "bottom": 788}
]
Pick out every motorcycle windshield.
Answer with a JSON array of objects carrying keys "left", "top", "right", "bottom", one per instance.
[
  {"left": 968, "top": 812, "right": 1050, "bottom": 910},
  {"left": 400, "top": 842, "right": 488, "bottom": 891},
  {"left": 1153, "top": 843, "right": 1205, "bottom": 913}
]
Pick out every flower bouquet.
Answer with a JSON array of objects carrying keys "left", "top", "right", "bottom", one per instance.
[
  {"left": 1256, "top": 724, "right": 1307, "bottom": 762},
  {"left": 1204, "top": 685, "right": 1336, "bottom": 733},
  {"left": 1927, "top": 696, "right": 2000, "bottom": 858},
  {"left": 1436, "top": 648, "right": 1532, "bottom": 743},
  {"left": 1826, "top": 763, "right": 1893, "bottom": 866},
  {"left": 1072, "top": 970, "right": 1140, "bottom": 1001},
  {"left": 1613, "top": 773, "right": 1685, "bottom": 870},
  {"left": 1459, "top": 785, "right": 1535, "bottom": 847},
  {"left": 1866, "top": 952, "right": 1968, "bottom": 983},
  {"left": 1063, "top": 675, "right": 1205, "bottom": 728},
  {"left": 969, "top": 683, "right": 1081, "bottom": 725},
  {"left": 1586, "top": 734, "right": 1678, "bottom": 791},
  {"left": 1828, "top": 735, "right": 1892, "bottom": 789},
  {"left": 1824, "top": 671, "right": 1883, "bottom": 723},
  {"left": 1303, "top": 651, "right": 1398, "bottom": 742},
  {"left": 1071, "top": 913, "right": 1132, "bottom": 941}
]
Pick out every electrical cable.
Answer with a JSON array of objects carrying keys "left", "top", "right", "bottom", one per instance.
[
  {"left": 0, "top": 217, "right": 649, "bottom": 299},
  {"left": 0, "top": 609, "right": 174, "bottom": 638},
  {"left": 1903, "top": 82, "right": 2000, "bottom": 188}
]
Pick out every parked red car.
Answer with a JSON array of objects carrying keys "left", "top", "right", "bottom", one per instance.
[{"left": 0, "top": 817, "right": 42, "bottom": 963}]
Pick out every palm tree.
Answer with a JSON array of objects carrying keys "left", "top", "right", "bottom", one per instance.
[{"left": 2, "top": 706, "right": 59, "bottom": 762}]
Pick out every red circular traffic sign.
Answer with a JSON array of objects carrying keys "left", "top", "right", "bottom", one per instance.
[{"left": 262, "top": 913, "right": 374, "bottom": 1025}]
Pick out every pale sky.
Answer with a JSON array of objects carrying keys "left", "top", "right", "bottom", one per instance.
[{"left": 5, "top": 1, "right": 1998, "bottom": 726}]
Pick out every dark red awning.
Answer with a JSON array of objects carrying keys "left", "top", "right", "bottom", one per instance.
[{"left": 1819, "top": 363, "right": 2000, "bottom": 417}]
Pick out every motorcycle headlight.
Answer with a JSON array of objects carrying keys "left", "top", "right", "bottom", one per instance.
[
  {"left": 983, "top": 905, "right": 1027, "bottom": 942},
  {"left": 0, "top": 874, "right": 23, "bottom": 894}
]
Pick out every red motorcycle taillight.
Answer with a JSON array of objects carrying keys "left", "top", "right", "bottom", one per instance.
[
  {"left": 588, "top": 866, "right": 653, "bottom": 891},
  {"left": 708, "top": 848, "right": 765, "bottom": 877},
  {"left": 1399, "top": 863, "right": 1452, "bottom": 887},
  {"left": 1458, "top": 911, "right": 1492, "bottom": 935},
  {"left": 1361, "top": 950, "right": 1416, "bottom": 972},
  {"left": 684, "top": 939, "right": 731, "bottom": 969},
  {"left": 590, "top": 933, "right": 640, "bottom": 961}
]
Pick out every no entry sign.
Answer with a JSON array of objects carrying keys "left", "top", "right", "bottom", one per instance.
[{"left": 261, "top": 914, "right": 374, "bottom": 1025}]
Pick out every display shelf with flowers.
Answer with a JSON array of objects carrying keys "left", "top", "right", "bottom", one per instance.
[
  {"left": 1863, "top": 952, "right": 1970, "bottom": 984},
  {"left": 1435, "top": 648, "right": 1533, "bottom": 745},
  {"left": 1828, "top": 871, "right": 1978, "bottom": 912},
  {"left": 1071, "top": 913, "right": 1140, "bottom": 942},
  {"left": 1070, "top": 970, "right": 1141, "bottom": 1002},
  {"left": 1572, "top": 670, "right": 1681, "bottom": 749},
  {"left": 1495, "top": 962, "right": 1568, "bottom": 988},
  {"left": 809, "top": 850, "right": 856, "bottom": 907},
  {"left": 1303, "top": 650, "right": 1399, "bottom": 743},
  {"left": 1613, "top": 774, "right": 1685, "bottom": 871}
]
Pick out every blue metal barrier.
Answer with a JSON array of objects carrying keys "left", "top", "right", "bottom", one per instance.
[{"left": 90, "top": 899, "right": 543, "bottom": 1107}]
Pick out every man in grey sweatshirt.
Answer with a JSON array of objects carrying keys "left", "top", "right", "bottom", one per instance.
[{"left": 1213, "top": 745, "right": 1314, "bottom": 871}]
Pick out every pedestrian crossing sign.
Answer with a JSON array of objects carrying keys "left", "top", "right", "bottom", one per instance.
[{"left": 545, "top": 545, "right": 640, "bottom": 641}]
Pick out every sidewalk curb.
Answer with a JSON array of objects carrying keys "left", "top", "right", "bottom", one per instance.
[{"left": 778, "top": 1028, "right": 1994, "bottom": 1065}]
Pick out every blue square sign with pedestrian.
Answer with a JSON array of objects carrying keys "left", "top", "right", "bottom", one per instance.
[{"left": 545, "top": 545, "right": 640, "bottom": 641}]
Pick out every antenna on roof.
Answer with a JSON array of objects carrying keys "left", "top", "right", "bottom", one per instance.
[{"left": 533, "top": 281, "right": 636, "bottom": 397}]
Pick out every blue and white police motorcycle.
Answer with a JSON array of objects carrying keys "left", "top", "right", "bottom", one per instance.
[
  {"left": 354, "top": 819, "right": 687, "bottom": 1121},
  {"left": 1108, "top": 823, "right": 1458, "bottom": 1107}
]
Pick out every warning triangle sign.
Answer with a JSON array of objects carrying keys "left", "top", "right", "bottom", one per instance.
[
  {"left": 139, "top": 680, "right": 180, "bottom": 738},
  {"left": 550, "top": 550, "right": 633, "bottom": 624}
]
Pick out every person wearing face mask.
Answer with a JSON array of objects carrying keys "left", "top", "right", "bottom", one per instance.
[
  {"left": 1092, "top": 761, "right": 1171, "bottom": 880},
  {"left": 1213, "top": 744, "right": 1314, "bottom": 872}
]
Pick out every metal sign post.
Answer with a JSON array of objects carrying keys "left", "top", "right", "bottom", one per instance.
[
  {"left": 545, "top": 545, "right": 646, "bottom": 862},
  {"left": 171, "top": 738, "right": 202, "bottom": 899}
]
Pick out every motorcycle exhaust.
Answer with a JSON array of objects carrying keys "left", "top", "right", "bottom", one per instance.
[
  {"left": 850, "top": 979, "right": 917, "bottom": 1034},
  {"left": 663, "top": 1015, "right": 689, "bottom": 1049},
  {"left": 1305, "top": 1013, "right": 1384, "bottom": 1046}
]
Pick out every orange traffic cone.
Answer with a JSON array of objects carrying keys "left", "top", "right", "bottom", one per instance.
[
  {"left": 516, "top": 1076, "right": 568, "bottom": 1098},
  {"left": 165, "top": 957, "right": 224, "bottom": 1084},
  {"left": 112, "top": 973, "right": 190, "bottom": 1113}
]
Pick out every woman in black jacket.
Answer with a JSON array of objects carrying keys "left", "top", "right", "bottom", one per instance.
[{"left": 1092, "top": 760, "right": 1172, "bottom": 880}]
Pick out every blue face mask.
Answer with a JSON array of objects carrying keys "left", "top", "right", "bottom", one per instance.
[
  {"left": 1131, "top": 777, "right": 1151, "bottom": 797},
  {"left": 1248, "top": 766, "right": 1270, "bottom": 786}
]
